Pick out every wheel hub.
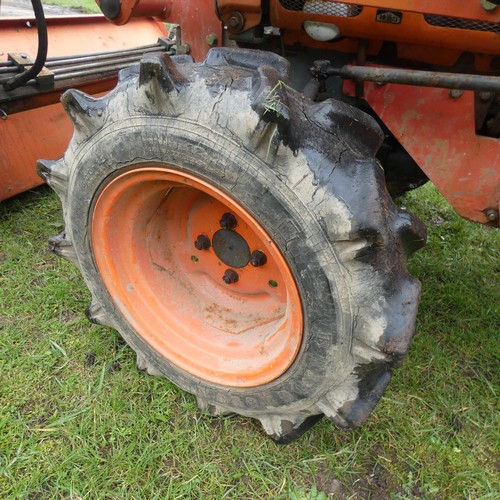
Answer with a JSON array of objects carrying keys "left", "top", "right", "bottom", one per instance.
[{"left": 212, "top": 228, "right": 250, "bottom": 268}]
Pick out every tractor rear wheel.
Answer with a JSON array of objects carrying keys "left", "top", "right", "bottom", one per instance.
[{"left": 39, "top": 49, "right": 426, "bottom": 443}]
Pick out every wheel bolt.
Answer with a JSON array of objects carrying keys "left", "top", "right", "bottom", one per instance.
[
  {"left": 219, "top": 212, "right": 237, "bottom": 230},
  {"left": 194, "top": 234, "right": 211, "bottom": 250},
  {"left": 223, "top": 269, "right": 239, "bottom": 284},
  {"left": 250, "top": 250, "right": 267, "bottom": 267}
]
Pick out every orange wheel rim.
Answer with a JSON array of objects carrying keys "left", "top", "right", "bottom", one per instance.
[{"left": 91, "top": 166, "right": 303, "bottom": 387}]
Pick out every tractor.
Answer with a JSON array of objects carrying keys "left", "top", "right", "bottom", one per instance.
[{"left": 1, "top": 0, "right": 498, "bottom": 443}]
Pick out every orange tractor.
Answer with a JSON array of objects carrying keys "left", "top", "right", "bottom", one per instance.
[{"left": 1, "top": 1, "right": 498, "bottom": 442}]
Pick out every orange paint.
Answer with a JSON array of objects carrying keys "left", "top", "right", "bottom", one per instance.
[
  {"left": 271, "top": 1, "right": 500, "bottom": 67},
  {"left": 344, "top": 80, "right": 500, "bottom": 225},
  {"left": 0, "top": 16, "right": 167, "bottom": 201},
  {"left": 92, "top": 167, "right": 303, "bottom": 387}
]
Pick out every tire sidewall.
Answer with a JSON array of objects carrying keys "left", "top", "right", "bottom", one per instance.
[{"left": 66, "top": 116, "right": 354, "bottom": 414}]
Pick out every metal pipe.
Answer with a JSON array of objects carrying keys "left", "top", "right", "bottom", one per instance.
[
  {"left": 46, "top": 45, "right": 163, "bottom": 67},
  {"left": 1, "top": 45, "right": 166, "bottom": 83},
  {"left": 50, "top": 55, "right": 143, "bottom": 75},
  {"left": 23, "top": 62, "right": 130, "bottom": 85},
  {"left": 7, "top": 47, "right": 170, "bottom": 87},
  {"left": 329, "top": 65, "right": 500, "bottom": 93},
  {"left": 45, "top": 43, "right": 161, "bottom": 62},
  {"left": 53, "top": 63, "right": 137, "bottom": 81}
]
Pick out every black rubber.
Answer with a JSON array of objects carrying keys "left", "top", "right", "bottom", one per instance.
[{"left": 39, "top": 49, "right": 426, "bottom": 442}]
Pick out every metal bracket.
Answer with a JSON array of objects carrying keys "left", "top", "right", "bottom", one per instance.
[
  {"left": 161, "top": 24, "right": 190, "bottom": 55},
  {"left": 8, "top": 53, "right": 54, "bottom": 89}
]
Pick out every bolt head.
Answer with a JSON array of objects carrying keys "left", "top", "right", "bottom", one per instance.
[
  {"left": 250, "top": 250, "right": 267, "bottom": 267},
  {"left": 178, "top": 43, "right": 190, "bottom": 55},
  {"left": 223, "top": 269, "right": 239, "bottom": 284},
  {"left": 206, "top": 33, "right": 218, "bottom": 46},
  {"left": 449, "top": 89, "right": 464, "bottom": 99},
  {"left": 478, "top": 91, "right": 492, "bottom": 102},
  {"left": 226, "top": 11, "right": 245, "bottom": 33},
  {"left": 219, "top": 212, "right": 237, "bottom": 230},
  {"left": 194, "top": 234, "right": 211, "bottom": 250},
  {"left": 485, "top": 208, "right": 499, "bottom": 222}
]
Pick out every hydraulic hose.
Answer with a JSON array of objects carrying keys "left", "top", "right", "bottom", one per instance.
[{"left": 3, "top": 0, "right": 48, "bottom": 91}]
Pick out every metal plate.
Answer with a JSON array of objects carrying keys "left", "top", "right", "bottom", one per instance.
[{"left": 212, "top": 229, "right": 251, "bottom": 268}]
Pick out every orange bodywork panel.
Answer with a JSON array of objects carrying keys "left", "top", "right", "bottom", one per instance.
[
  {"left": 344, "top": 80, "right": 500, "bottom": 225},
  {"left": 312, "top": 0, "right": 499, "bottom": 20},
  {"left": 271, "top": 1, "right": 500, "bottom": 67},
  {"left": 0, "top": 16, "right": 166, "bottom": 201},
  {"left": 1, "top": 102, "right": 71, "bottom": 201}
]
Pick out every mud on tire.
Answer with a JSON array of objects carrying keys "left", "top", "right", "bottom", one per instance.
[{"left": 38, "top": 49, "right": 426, "bottom": 443}]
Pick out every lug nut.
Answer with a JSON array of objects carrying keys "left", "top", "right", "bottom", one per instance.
[
  {"left": 250, "top": 250, "right": 267, "bottom": 267},
  {"left": 223, "top": 269, "right": 239, "bottom": 284},
  {"left": 219, "top": 212, "right": 237, "bottom": 230},
  {"left": 194, "top": 234, "right": 211, "bottom": 250}
]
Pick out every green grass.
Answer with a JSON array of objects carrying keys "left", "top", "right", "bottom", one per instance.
[
  {"left": 43, "top": 0, "right": 101, "bottom": 14},
  {"left": 0, "top": 183, "right": 498, "bottom": 498}
]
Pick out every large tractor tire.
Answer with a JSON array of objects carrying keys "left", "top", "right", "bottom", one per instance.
[{"left": 38, "top": 49, "right": 426, "bottom": 443}]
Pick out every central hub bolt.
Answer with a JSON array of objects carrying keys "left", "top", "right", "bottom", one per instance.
[
  {"left": 223, "top": 269, "right": 239, "bottom": 284},
  {"left": 219, "top": 212, "right": 238, "bottom": 230},
  {"left": 194, "top": 234, "right": 211, "bottom": 250}
]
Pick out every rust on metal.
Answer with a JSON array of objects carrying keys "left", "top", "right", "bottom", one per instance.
[
  {"left": 99, "top": 0, "right": 225, "bottom": 61},
  {"left": 328, "top": 64, "right": 500, "bottom": 93}
]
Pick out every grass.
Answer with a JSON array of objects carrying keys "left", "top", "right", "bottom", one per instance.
[
  {"left": 0, "top": 182, "right": 499, "bottom": 498},
  {"left": 42, "top": 0, "right": 101, "bottom": 14}
]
